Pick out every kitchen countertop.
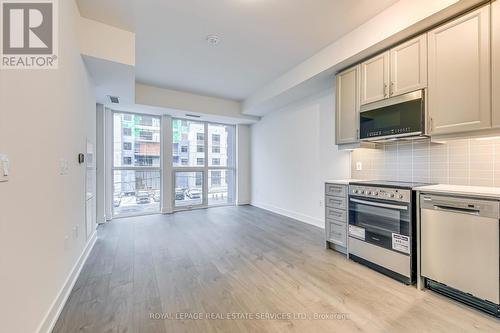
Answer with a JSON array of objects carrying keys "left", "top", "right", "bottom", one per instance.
[
  {"left": 414, "top": 184, "right": 500, "bottom": 200},
  {"left": 325, "top": 179, "right": 365, "bottom": 185}
]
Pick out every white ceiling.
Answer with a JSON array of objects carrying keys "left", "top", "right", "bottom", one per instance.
[{"left": 77, "top": 0, "right": 398, "bottom": 101}]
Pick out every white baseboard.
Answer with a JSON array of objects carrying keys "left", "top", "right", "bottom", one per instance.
[
  {"left": 251, "top": 201, "right": 324, "bottom": 229},
  {"left": 37, "top": 231, "right": 97, "bottom": 333}
]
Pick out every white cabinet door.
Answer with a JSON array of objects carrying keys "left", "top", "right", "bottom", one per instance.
[
  {"left": 336, "top": 66, "right": 359, "bottom": 144},
  {"left": 390, "top": 35, "right": 427, "bottom": 97},
  {"left": 493, "top": 0, "right": 500, "bottom": 127},
  {"left": 427, "top": 6, "right": 491, "bottom": 135},
  {"left": 360, "top": 52, "right": 389, "bottom": 105}
]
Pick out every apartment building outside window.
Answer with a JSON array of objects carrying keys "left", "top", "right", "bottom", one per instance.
[
  {"left": 172, "top": 118, "right": 235, "bottom": 209},
  {"left": 112, "top": 112, "right": 161, "bottom": 217}
]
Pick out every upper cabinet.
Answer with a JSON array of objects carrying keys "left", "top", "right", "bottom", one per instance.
[
  {"left": 360, "top": 53, "right": 389, "bottom": 105},
  {"left": 360, "top": 35, "right": 427, "bottom": 106},
  {"left": 390, "top": 35, "right": 427, "bottom": 97},
  {"left": 493, "top": 0, "right": 500, "bottom": 128},
  {"left": 427, "top": 5, "right": 491, "bottom": 135},
  {"left": 336, "top": 65, "right": 360, "bottom": 145}
]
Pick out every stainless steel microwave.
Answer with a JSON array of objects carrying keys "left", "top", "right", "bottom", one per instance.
[{"left": 359, "top": 90, "right": 426, "bottom": 142}]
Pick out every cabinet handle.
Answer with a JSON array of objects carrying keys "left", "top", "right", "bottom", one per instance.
[
  {"left": 384, "top": 83, "right": 388, "bottom": 97},
  {"left": 390, "top": 82, "right": 394, "bottom": 96},
  {"left": 356, "top": 129, "right": 359, "bottom": 140},
  {"left": 430, "top": 117, "right": 433, "bottom": 131}
]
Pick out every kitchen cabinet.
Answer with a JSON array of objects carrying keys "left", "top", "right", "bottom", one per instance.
[
  {"left": 427, "top": 6, "right": 491, "bottom": 135},
  {"left": 325, "top": 182, "right": 348, "bottom": 254},
  {"left": 335, "top": 65, "right": 359, "bottom": 145},
  {"left": 493, "top": 0, "right": 500, "bottom": 127},
  {"left": 360, "top": 35, "right": 427, "bottom": 105},
  {"left": 360, "top": 52, "right": 389, "bottom": 105},
  {"left": 390, "top": 35, "right": 427, "bottom": 97}
]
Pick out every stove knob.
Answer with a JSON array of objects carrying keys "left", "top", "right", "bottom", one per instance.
[
  {"left": 367, "top": 191, "right": 372, "bottom": 195},
  {"left": 373, "top": 192, "right": 378, "bottom": 196},
  {"left": 399, "top": 194, "right": 404, "bottom": 199},
  {"left": 353, "top": 189, "right": 358, "bottom": 194},
  {"left": 361, "top": 191, "right": 365, "bottom": 194},
  {"left": 389, "top": 193, "right": 395, "bottom": 198}
]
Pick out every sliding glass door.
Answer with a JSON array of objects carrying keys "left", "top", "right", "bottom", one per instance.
[
  {"left": 112, "top": 112, "right": 161, "bottom": 216},
  {"left": 172, "top": 119, "right": 235, "bottom": 210}
]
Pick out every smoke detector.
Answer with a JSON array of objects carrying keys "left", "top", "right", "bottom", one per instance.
[{"left": 206, "top": 35, "right": 220, "bottom": 46}]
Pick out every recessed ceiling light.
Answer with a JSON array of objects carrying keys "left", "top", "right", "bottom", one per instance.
[{"left": 206, "top": 34, "right": 220, "bottom": 46}]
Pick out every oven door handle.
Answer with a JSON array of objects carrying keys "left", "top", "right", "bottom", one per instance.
[{"left": 349, "top": 198, "right": 408, "bottom": 211}]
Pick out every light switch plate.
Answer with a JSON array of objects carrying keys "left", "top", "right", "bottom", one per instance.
[
  {"left": 356, "top": 161, "right": 363, "bottom": 171},
  {"left": 0, "top": 154, "right": 9, "bottom": 182}
]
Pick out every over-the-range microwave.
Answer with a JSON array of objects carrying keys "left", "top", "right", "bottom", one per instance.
[{"left": 359, "top": 90, "right": 427, "bottom": 142}]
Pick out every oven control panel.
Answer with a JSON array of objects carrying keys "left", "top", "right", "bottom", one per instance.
[{"left": 349, "top": 185, "right": 411, "bottom": 203}]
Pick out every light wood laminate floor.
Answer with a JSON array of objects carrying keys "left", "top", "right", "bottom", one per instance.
[{"left": 53, "top": 205, "right": 500, "bottom": 332}]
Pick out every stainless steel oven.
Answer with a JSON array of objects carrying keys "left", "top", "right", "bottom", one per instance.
[
  {"left": 348, "top": 181, "right": 419, "bottom": 284},
  {"left": 360, "top": 90, "right": 426, "bottom": 141}
]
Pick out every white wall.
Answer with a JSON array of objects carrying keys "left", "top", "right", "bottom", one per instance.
[
  {"left": 236, "top": 124, "right": 251, "bottom": 205},
  {"left": 251, "top": 87, "right": 350, "bottom": 227},
  {"left": 0, "top": 1, "right": 97, "bottom": 332}
]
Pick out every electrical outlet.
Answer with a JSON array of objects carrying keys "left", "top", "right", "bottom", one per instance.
[
  {"left": 319, "top": 200, "right": 323, "bottom": 207},
  {"left": 0, "top": 154, "right": 9, "bottom": 182},
  {"left": 356, "top": 161, "right": 363, "bottom": 171}
]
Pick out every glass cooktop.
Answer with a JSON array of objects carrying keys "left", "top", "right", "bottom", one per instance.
[{"left": 349, "top": 180, "right": 433, "bottom": 189}]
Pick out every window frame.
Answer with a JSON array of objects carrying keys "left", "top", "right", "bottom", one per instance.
[
  {"left": 112, "top": 111, "right": 162, "bottom": 218},
  {"left": 171, "top": 118, "right": 236, "bottom": 211}
]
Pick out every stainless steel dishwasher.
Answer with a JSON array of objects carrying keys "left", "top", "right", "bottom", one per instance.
[{"left": 420, "top": 194, "right": 500, "bottom": 316}]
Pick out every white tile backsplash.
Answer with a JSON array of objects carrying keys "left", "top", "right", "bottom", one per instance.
[{"left": 351, "top": 137, "right": 500, "bottom": 187}]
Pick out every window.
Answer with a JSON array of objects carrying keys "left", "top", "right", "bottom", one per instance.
[
  {"left": 113, "top": 112, "right": 161, "bottom": 216},
  {"left": 172, "top": 118, "right": 235, "bottom": 209},
  {"left": 139, "top": 131, "right": 153, "bottom": 141},
  {"left": 138, "top": 115, "right": 153, "bottom": 126},
  {"left": 211, "top": 171, "right": 221, "bottom": 185},
  {"left": 208, "top": 123, "right": 234, "bottom": 167},
  {"left": 196, "top": 173, "right": 203, "bottom": 186},
  {"left": 174, "top": 171, "right": 203, "bottom": 207},
  {"left": 172, "top": 119, "right": 204, "bottom": 167},
  {"left": 208, "top": 170, "right": 234, "bottom": 205}
]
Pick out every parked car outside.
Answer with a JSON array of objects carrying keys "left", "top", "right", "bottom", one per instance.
[
  {"left": 153, "top": 190, "right": 160, "bottom": 202},
  {"left": 175, "top": 188, "right": 185, "bottom": 200},
  {"left": 113, "top": 194, "right": 122, "bottom": 207},
  {"left": 185, "top": 188, "right": 201, "bottom": 199},
  {"left": 136, "top": 190, "right": 151, "bottom": 204}
]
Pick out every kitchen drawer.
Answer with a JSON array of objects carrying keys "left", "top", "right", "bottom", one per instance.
[
  {"left": 325, "top": 183, "right": 346, "bottom": 197},
  {"left": 325, "top": 195, "right": 346, "bottom": 210},
  {"left": 328, "top": 220, "right": 347, "bottom": 246},
  {"left": 326, "top": 207, "right": 346, "bottom": 222}
]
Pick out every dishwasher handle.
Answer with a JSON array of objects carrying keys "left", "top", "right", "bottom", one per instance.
[{"left": 433, "top": 204, "right": 480, "bottom": 216}]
